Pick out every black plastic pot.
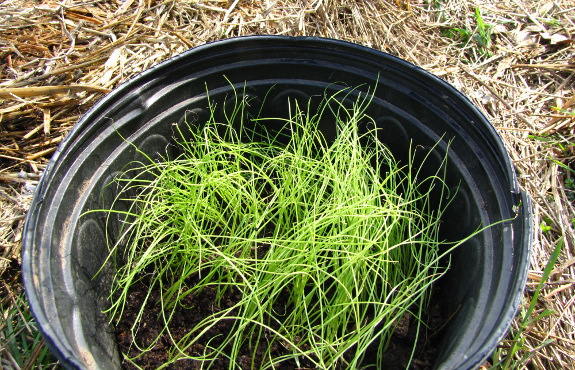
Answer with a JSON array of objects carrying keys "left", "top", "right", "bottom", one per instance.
[{"left": 22, "top": 36, "right": 531, "bottom": 369}]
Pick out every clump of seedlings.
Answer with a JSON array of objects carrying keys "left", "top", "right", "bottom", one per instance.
[{"left": 99, "top": 88, "right": 466, "bottom": 369}]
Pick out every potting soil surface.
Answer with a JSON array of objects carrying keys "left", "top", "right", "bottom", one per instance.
[{"left": 115, "top": 277, "right": 446, "bottom": 369}]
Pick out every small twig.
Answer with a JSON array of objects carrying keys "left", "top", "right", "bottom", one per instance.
[
  {"left": 58, "top": 7, "right": 80, "bottom": 60},
  {"left": 531, "top": 331, "right": 575, "bottom": 346},
  {"left": 544, "top": 282, "right": 574, "bottom": 299},
  {"left": 510, "top": 0, "right": 547, "bottom": 32},
  {"left": 0, "top": 216, "right": 26, "bottom": 222},
  {"left": 65, "top": 9, "right": 104, "bottom": 26},
  {"left": 513, "top": 64, "right": 575, "bottom": 72},
  {"left": 495, "top": 126, "right": 532, "bottom": 132},
  {"left": 203, "top": 0, "right": 241, "bottom": 40},
  {"left": 0, "top": 85, "right": 110, "bottom": 98},
  {"left": 262, "top": 0, "right": 279, "bottom": 17},
  {"left": 0, "top": 348, "right": 20, "bottom": 370},
  {"left": 7, "top": 56, "right": 109, "bottom": 88},
  {"left": 0, "top": 190, "right": 21, "bottom": 205},
  {"left": 0, "top": 176, "right": 38, "bottom": 184},
  {"left": 126, "top": 0, "right": 147, "bottom": 38},
  {"left": 163, "top": 24, "right": 195, "bottom": 48},
  {"left": 84, "top": 25, "right": 144, "bottom": 60},
  {"left": 0, "top": 153, "right": 26, "bottom": 162},
  {"left": 22, "top": 124, "right": 43, "bottom": 140},
  {"left": 539, "top": 280, "right": 575, "bottom": 286},
  {"left": 223, "top": 0, "right": 241, "bottom": 22},
  {"left": 25, "top": 147, "right": 57, "bottom": 161},
  {"left": 22, "top": 339, "right": 46, "bottom": 370},
  {"left": 188, "top": 2, "right": 227, "bottom": 13}
]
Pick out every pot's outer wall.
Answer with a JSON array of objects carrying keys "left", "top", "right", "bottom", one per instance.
[{"left": 22, "top": 36, "right": 532, "bottom": 370}]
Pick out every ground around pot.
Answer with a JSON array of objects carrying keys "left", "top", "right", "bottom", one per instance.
[{"left": 1, "top": 0, "right": 574, "bottom": 368}]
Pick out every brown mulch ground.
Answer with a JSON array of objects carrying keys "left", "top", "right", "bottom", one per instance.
[{"left": 1, "top": 0, "right": 574, "bottom": 368}]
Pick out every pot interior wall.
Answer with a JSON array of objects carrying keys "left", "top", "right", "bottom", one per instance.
[{"left": 23, "top": 37, "right": 530, "bottom": 370}]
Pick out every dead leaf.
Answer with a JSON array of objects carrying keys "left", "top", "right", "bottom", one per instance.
[
  {"left": 494, "top": 57, "right": 513, "bottom": 79},
  {"left": 540, "top": 32, "right": 569, "bottom": 45},
  {"left": 492, "top": 24, "right": 507, "bottom": 34},
  {"left": 514, "top": 28, "right": 538, "bottom": 47},
  {"left": 472, "top": 90, "right": 497, "bottom": 106}
]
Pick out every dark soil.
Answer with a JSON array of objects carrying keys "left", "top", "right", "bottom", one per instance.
[
  {"left": 378, "top": 297, "right": 446, "bottom": 370},
  {"left": 115, "top": 277, "right": 448, "bottom": 370}
]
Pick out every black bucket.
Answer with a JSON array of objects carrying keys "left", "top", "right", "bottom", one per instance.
[{"left": 22, "top": 36, "right": 532, "bottom": 369}]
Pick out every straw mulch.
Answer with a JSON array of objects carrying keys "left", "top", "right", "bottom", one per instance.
[{"left": 1, "top": 0, "right": 574, "bottom": 368}]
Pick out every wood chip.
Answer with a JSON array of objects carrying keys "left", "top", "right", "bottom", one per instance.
[{"left": 42, "top": 108, "right": 51, "bottom": 135}]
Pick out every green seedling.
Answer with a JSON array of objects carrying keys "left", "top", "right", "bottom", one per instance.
[
  {"left": 540, "top": 221, "right": 552, "bottom": 234},
  {"left": 473, "top": 7, "right": 492, "bottom": 54},
  {"left": 92, "top": 86, "right": 492, "bottom": 369},
  {"left": 440, "top": 7, "right": 494, "bottom": 60},
  {"left": 540, "top": 216, "right": 554, "bottom": 234}
]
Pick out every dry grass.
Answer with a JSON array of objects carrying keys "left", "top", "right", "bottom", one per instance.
[{"left": 0, "top": 0, "right": 574, "bottom": 368}]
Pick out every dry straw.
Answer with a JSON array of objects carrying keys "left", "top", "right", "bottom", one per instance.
[{"left": 1, "top": 0, "right": 574, "bottom": 368}]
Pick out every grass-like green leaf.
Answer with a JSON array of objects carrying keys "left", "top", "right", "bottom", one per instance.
[{"left": 95, "top": 86, "right": 477, "bottom": 369}]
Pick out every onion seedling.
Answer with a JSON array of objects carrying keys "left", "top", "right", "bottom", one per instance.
[{"left": 96, "top": 86, "right": 474, "bottom": 369}]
